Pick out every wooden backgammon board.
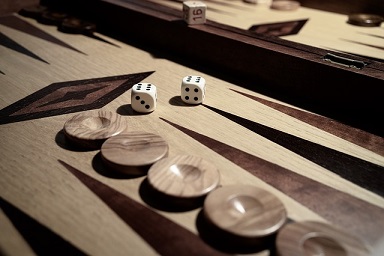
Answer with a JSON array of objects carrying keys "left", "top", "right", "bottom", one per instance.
[{"left": 1, "top": 0, "right": 384, "bottom": 255}]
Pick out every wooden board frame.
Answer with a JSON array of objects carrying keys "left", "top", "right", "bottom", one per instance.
[{"left": 40, "top": 0, "right": 384, "bottom": 135}]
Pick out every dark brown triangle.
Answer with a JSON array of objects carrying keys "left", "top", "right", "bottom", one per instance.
[
  {"left": 0, "top": 15, "right": 85, "bottom": 55},
  {"left": 160, "top": 117, "right": 384, "bottom": 247},
  {"left": 0, "top": 31, "right": 49, "bottom": 63},
  {"left": 0, "top": 197, "right": 86, "bottom": 256},
  {"left": 249, "top": 19, "right": 308, "bottom": 37},
  {"left": 230, "top": 89, "right": 384, "bottom": 156},
  {"left": 203, "top": 104, "right": 384, "bottom": 197},
  {"left": 58, "top": 160, "right": 229, "bottom": 256}
]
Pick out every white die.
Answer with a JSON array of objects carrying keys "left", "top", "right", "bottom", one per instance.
[
  {"left": 131, "top": 83, "right": 157, "bottom": 113},
  {"left": 183, "top": 1, "right": 207, "bottom": 25},
  {"left": 181, "top": 76, "right": 205, "bottom": 104}
]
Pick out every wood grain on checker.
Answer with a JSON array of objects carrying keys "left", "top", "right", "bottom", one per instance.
[{"left": 0, "top": 1, "right": 384, "bottom": 256}]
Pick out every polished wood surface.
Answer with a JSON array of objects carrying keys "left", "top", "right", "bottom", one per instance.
[
  {"left": 276, "top": 221, "right": 370, "bottom": 256},
  {"left": 64, "top": 110, "right": 127, "bottom": 149},
  {"left": 148, "top": 155, "right": 220, "bottom": 198},
  {"left": 0, "top": 1, "right": 384, "bottom": 255},
  {"left": 203, "top": 185, "right": 287, "bottom": 237},
  {"left": 101, "top": 132, "right": 169, "bottom": 175}
]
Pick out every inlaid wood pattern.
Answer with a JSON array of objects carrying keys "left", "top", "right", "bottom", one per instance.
[
  {"left": 0, "top": 72, "right": 154, "bottom": 124},
  {"left": 147, "top": 155, "right": 220, "bottom": 198}
]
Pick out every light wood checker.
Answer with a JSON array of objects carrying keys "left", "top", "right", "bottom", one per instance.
[
  {"left": 204, "top": 185, "right": 287, "bottom": 238},
  {"left": 64, "top": 110, "right": 127, "bottom": 149},
  {"left": 0, "top": 2, "right": 384, "bottom": 256},
  {"left": 101, "top": 131, "right": 169, "bottom": 175},
  {"left": 276, "top": 221, "right": 370, "bottom": 256},
  {"left": 147, "top": 155, "right": 220, "bottom": 198}
]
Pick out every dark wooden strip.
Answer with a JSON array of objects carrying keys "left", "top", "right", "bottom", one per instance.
[
  {"left": 203, "top": 104, "right": 384, "bottom": 196},
  {"left": 0, "top": 72, "right": 154, "bottom": 124},
  {"left": 58, "top": 160, "right": 229, "bottom": 256},
  {"left": 0, "top": 31, "right": 48, "bottom": 64},
  {"left": 86, "top": 33, "right": 121, "bottom": 47},
  {"left": 0, "top": 197, "right": 86, "bottom": 256},
  {"left": 160, "top": 118, "right": 384, "bottom": 246},
  {"left": 231, "top": 89, "right": 384, "bottom": 156},
  {"left": 360, "top": 33, "right": 384, "bottom": 40},
  {"left": 0, "top": 15, "right": 85, "bottom": 55},
  {"left": 341, "top": 39, "right": 384, "bottom": 51}
]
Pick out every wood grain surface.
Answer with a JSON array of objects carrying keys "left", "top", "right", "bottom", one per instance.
[
  {"left": 64, "top": 110, "right": 127, "bottom": 149},
  {"left": 101, "top": 131, "right": 169, "bottom": 175},
  {"left": 0, "top": 1, "right": 384, "bottom": 256},
  {"left": 147, "top": 155, "right": 220, "bottom": 198},
  {"left": 203, "top": 185, "right": 287, "bottom": 238},
  {"left": 276, "top": 221, "right": 370, "bottom": 256}
]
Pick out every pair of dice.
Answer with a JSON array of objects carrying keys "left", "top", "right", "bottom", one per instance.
[{"left": 131, "top": 75, "right": 206, "bottom": 113}]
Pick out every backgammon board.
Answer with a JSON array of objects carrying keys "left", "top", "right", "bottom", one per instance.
[{"left": 1, "top": 0, "right": 384, "bottom": 255}]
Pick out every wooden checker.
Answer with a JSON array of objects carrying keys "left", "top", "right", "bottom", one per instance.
[
  {"left": 147, "top": 155, "right": 220, "bottom": 198},
  {"left": 276, "top": 221, "right": 370, "bottom": 256},
  {"left": 203, "top": 185, "right": 287, "bottom": 238},
  {"left": 270, "top": 1, "right": 300, "bottom": 11},
  {"left": 101, "top": 131, "right": 169, "bottom": 175},
  {"left": 63, "top": 110, "right": 127, "bottom": 149}
]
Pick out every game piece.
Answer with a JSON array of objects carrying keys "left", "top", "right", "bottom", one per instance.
[
  {"left": 244, "top": 0, "right": 272, "bottom": 5},
  {"left": 203, "top": 185, "right": 287, "bottom": 239},
  {"left": 181, "top": 75, "right": 206, "bottom": 105},
  {"left": 270, "top": 0, "right": 300, "bottom": 11},
  {"left": 59, "top": 17, "right": 97, "bottom": 34},
  {"left": 18, "top": 5, "right": 47, "bottom": 19},
  {"left": 101, "top": 132, "right": 169, "bottom": 175},
  {"left": 183, "top": 1, "right": 207, "bottom": 25},
  {"left": 347, "top": 14, "right": 383, "bottom": 27},
  {"left": 131, "top": 83, "right": 157, "bottom": 113},
  {"left": 147, "top": 155, "right": 220, "bottom": 198},
  {"left": 38, "top": 10, "right": 68, "bottom": 25},
  {"left": 63, "top": 110, "right": 127, "bottom": 149},
  {"left": 276, "top": 221, "right": 370, "bottom": 256}
]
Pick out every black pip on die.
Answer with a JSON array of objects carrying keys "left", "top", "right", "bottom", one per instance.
[
  {"left": 131, "top": 83, "right": 157, "bottom": 113},
  {"left": 181, "top": 75, "right": 206, "bottom": 104}
]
